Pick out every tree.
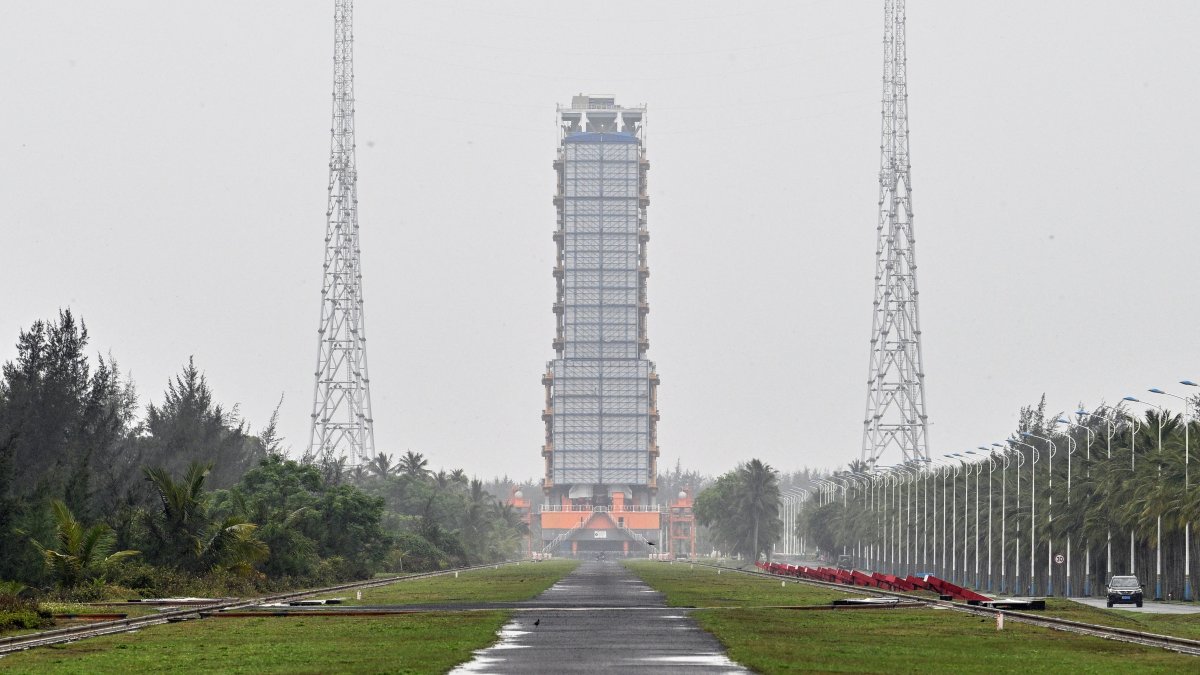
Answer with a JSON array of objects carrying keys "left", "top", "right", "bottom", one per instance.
[
  {"left": 0, "top": 310, "right": 135, "bottom": 580},
  {"left": 33, "top": 500, "right": 138, "bottom": 588},
  {"left": 398, "top": 451, "right": 430, "bottom": 479},
  {"left": 738, "top": 459, "right": 782, "bottom": 561},
  {"left": 695, "top": 459, "right": 782, "bottom": 560},
  {"left": 142, "top": 462, "right": 267, "bottom": 574},
  {"left": 142, "top": 358, "right": 264, "bottom": 489}
]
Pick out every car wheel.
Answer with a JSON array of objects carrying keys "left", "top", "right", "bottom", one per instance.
[
  {"left": 1107, "top": 602, "right": 1113, "bottom": 608},
  {"left": 1136, "top": 601, "right": 1143, "bottom": 608}
]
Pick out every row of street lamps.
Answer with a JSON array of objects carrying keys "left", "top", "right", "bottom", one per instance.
[{"left": 800, "top": 381, "right": 1195, "bottom": 599}]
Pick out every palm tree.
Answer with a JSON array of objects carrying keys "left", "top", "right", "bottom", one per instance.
[
  {"left": 737, "top": 459, "right": 781, "bottom": 562},
  {"left": 34, "top": 500, "right": 138, "bottom": 588},
  {"left": 398, "top": 450, "right": 430, "bottom": 479},
  {"left": 143, "top": 462, "right": 268, "bottom": 574},
  {"left": 367, "top": 452, "right": 395, "bottom": 480}
]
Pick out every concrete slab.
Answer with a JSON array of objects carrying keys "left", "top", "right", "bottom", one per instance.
[
  {"left": 451, "top": 560, "right": 748, "bottom": 673},
  {"left": 1068, "top": 597, "right": 1200, "bottom": 615}
]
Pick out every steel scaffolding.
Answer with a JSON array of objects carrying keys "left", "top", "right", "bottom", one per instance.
[{"left": 543, "top": 95, "right": 659, "bottom": 507}]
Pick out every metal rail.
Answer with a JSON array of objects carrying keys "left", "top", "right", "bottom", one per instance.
[
  {"left": 693, "top": 562, "right": 1200, "bottom": 657},
  {"left": 0, "top": 561, "right": 521, "bottom": 656}
]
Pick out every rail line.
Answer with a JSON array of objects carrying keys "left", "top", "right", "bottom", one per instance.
[
  {"left": 692, "top": 561, "right": 1200, "bottom": 657},
  {"left": 0, "top": 561, "right": 520, "bottom": 656}
]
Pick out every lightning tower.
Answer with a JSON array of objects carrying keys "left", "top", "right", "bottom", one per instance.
[
  {"left": 861, "top": 0, "right": 930, "bottom": 465},
  {"left": 309, "top": 0, "right": 375, "bottom": 464}
]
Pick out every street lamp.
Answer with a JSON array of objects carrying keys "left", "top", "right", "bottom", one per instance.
[
  {"left": 1057, "top": 416, "right": 1092, "bottom": 596},
  {"left": 1126, "top": 395, "right": 1168, "bottom": 601},
  {"left": 992, "top": 442, "right": 1012, "bottom": 593},
  {"left": 979, "top": 446, "right": 999, "bottom": 592},
  {"left": 1023, "top": 431, "right": 1057, "bottom": 596},
  {"left": 1013, "top": 438, "right": 1040, "bottom": 596},
  {"left": 1150, "top": 385, "right": 1194, "bottom": 601},
  {"left": 966, "top": 450, "right": 984, "bottom": 589}
]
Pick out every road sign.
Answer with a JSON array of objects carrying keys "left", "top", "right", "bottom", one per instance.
[{"left": 1054, "top": 553, "right": 1065, "bottom": 564}]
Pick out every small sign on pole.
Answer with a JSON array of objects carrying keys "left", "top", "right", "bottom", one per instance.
[{"left": 1055, "top": 554, "right": 1065, "bottom": 565}]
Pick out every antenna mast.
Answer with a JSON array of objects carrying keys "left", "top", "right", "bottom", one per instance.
[
  {"left": 862, "top": 0, "right": 930, "bottom": 466},
  {"left": 309, "top": 0, "right": 375, "bottom": 464}
]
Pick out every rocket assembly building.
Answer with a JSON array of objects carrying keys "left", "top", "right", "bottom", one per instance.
[{"left": 530, "top": 95, "right": 694, "bottom": 558}]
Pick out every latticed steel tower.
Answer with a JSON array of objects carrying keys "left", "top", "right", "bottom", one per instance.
[
  {"left": 861, "top": 0, "right": 930, "bottom": 466},
  {"left": 309, "top": 0, "right": 375, "bottom": 464}
]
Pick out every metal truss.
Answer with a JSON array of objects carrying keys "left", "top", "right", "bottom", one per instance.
[
  {"left": 309, "top": 0, "right": 375, "bottom": 465},
  {"left": 862, "top": 0, "right": 930, "bottom": 466}
]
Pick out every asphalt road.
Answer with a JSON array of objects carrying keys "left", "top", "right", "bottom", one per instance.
[
  {"left": 451, "top": 560, "right": 748, "bottom": 673},
  {"left": 1068, "top": 597, "right": 1200, "bottom": 614}
]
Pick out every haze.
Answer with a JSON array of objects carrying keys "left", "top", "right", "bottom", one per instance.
[{"left": 2, "top": 1, "right": 1196, "bottom": 479}]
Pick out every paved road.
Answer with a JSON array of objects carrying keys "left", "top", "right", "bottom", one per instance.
[
  {"left": 451, "top": 560, "right": 748, "bottom": 673},
  {"left": 1068, "top": 597, "right": 1200, "bottom": 614}
]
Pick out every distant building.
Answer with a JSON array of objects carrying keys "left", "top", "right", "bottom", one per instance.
[{"left": 536, "top": 95, "right": 664, "bottom": 556}]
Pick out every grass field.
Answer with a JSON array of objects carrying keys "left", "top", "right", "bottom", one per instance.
[
  {"left": 0, "top": 612, "right": 508, "bottom": 674},
  {"left": 0, "top": 561, "right": 580, "bottom": 674},
  {"left": 1036, "top": 598, "right": 1200, "bottom": 641},
  {"left": 315, "top": 560, "right": 579, "bottom": 605},
  {"left": 625, "top": 561, "right": 1200, "bottom": 673}
]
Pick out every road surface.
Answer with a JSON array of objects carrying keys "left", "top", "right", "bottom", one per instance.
[
  {"left": 452, "top": 560, "right": 748, "bottom": 673},
  {"left": 1068, "top": 597, "right": 1200, "bottom": 614}
]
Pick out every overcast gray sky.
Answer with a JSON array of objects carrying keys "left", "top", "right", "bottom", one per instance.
[{"left": 3, "top": 1, "right": 1197, "bottom": 481}]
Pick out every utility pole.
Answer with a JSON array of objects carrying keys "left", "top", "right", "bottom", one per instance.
[
  {"left": 862, "top": 0, "right": 930, "bottom": 466},
  {"left": 309, "top": 0, "right": 376, "bottom": 465}
]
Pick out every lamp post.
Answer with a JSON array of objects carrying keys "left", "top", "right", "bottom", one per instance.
[
  {"left": 946, "top": 454, "right": 963, "bottom": 584},
  {"left": 1079, "top": 409, "right": 1120, "bottom": 586},
  {"left": 992, "top": 442, "right": 1011, "bottom": 593},
  {"left": 1023, "top": 432, "right": 1057, "bottom": 596},
  {"left": 966, "top": 450, "right": 984, "bottom": 589},
  {"left": 1013, "top": 438, "right": 1039, "bottom": 596},
  {"left": 1057, "top": 417, "right": 1092, "bottom": 595},
  {"left": 1126, "top": 396, "right": 1168, "bottom": 601},
  {"left": 1151, "top": 384, "right": 1193, "bottom": 601},
  {"left": 979, "top": 446, "right": 998, "bottom": 592}
]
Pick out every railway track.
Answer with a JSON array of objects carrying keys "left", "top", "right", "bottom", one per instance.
[
  {"left": 0, "top": 561, "right": 520, "bottom": 656},
  {"left": 693, "top": 561, "right": 1200, "bottom": 657}
]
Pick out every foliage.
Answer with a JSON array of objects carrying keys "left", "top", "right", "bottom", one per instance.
[
  {"left": 32, "top": 500, "right": 138, "bottom": 588},
  {"left": 141, "top": 462, "right": 268, "bottom": 574},
  {"left": 695, "top": 459, "right": 783, "bottom": 560},
  {"left": 142, "top": 358, "right": 265, "bottom": 488},
  {"left": 801, "top": 396, "right": 1200, "bottom": 598}
]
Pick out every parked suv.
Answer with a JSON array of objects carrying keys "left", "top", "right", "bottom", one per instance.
[{"left": 1106, "top": 575, "right": 1143, "bottom": 608}]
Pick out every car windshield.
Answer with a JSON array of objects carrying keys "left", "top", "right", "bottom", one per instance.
[{"left": 1111, "top": 576, "right": 1138, "bottom": 586}]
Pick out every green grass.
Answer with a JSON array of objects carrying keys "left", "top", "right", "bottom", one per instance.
[
  {"left": 624, "top": 560, "right": 855, "bottom": 607},
  {"left": 0, "top": 613, "right": 508, "bottom": 674},
  {"left": 627, "top": 561, "right": 1200, "bottom": 673},
  {"left": 0, "top": 560, "right": 581, "bottom": 673},
  {"left": 1036, "top": 598, "right": 1200, "bottom": 641},
  {"left": 317, "top": 560, "right": 579, "bottom": 606}
]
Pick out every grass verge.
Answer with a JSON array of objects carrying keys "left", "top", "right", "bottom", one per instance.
[
  {"left": 627, "top": 561, "right": 1200, "bottom": 673},
  {"left": 1036, "top": 598, "right": 1200, "bottom": 641},
  {"left": 0, "top": 560, "right": 581, "bottom": 673},
  {"left": 0, "top": 612, "right": 508, "bottom": 674},
  {"left": 318, "top": 560, "right": 579, "bottom": 606}
]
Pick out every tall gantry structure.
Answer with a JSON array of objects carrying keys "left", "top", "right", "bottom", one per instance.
[
  {"left": 309, "top": 0, "right": 375, "bottom": 465},
  {"left": 537, "top": 96, "right": 663, "bottom": 556},
  {"left": 861, "top": 0, "right": 930, "bottom": 466}
]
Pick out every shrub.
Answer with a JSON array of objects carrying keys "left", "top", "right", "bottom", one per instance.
[{"left": 0, "top": 591, "right": 52, "bottom": 632}]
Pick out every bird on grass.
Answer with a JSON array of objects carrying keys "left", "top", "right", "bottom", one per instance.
[{"left": 533, "top": 619, "right": 540, "bottom": 627}]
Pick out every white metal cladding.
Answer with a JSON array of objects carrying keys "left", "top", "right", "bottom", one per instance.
[{"left": 548, "top": 121, "right": 655, "bottom": 487}]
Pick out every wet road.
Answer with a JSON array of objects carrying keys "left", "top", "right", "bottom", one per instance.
[
  {"left": 451, "top": 560, "right": 748, "bottom": 673},
  {"left": 1068, "top": 597, "right": 1200, "bottom": 615}
]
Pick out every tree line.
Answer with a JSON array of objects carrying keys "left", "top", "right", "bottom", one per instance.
[{"left": 0, "top": 310, "right": 527, "bottom": 600}]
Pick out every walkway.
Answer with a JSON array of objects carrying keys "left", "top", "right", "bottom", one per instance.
[{"left": 452, "top": 559, "right": 748, "bottom": 673}]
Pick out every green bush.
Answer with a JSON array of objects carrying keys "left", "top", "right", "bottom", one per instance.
[{"left": 0, "top": 592, "right": 52, "bottom": 632}]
